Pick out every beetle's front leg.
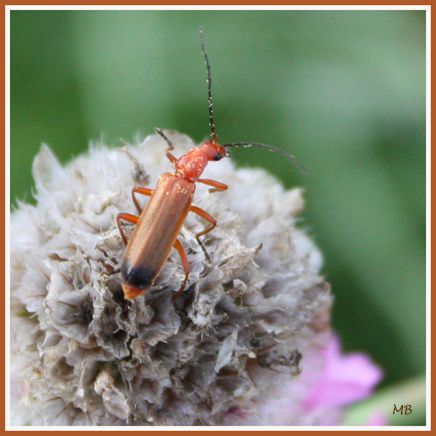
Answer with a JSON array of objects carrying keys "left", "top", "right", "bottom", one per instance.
[{"left": 155, "top": 128, "right": 178, "bottom": 165}]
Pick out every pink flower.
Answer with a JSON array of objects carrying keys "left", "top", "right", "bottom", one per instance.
[
  {"left": 366, "top": 412, "right": 388, "bottom": 426},
  {"left": 225, "top": 333, "right": 383, "bottom": 426},
  {"left": 303, "top": 335, "right": 383, "bottom": 411}
]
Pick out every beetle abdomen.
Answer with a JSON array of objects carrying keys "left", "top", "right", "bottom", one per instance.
[
  {"left": 121, "top": 261, "right": 155, "bottom": 288},
  {"left": 121, "top": 261, "right": 155, "bottom": 299},
  {"left": 120, "top": 173, "right": 195, "bottom": 299}
]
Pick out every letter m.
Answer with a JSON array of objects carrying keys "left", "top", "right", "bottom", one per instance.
[{"left": 393, "top": 404, "right": 404, "bottom": 415}]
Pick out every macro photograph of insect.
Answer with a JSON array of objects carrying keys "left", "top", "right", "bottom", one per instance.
[{"left": 8, "top": 7, "right": 427, "bottom": 428}]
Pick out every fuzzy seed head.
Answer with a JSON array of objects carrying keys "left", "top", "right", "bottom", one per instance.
[{"left": 11, "top": 131, "right": 332, "bottom": 426}]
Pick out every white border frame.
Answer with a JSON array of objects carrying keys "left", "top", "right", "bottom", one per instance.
[{"left": 5, "top": 4, "right": 431, "bottom": 431}]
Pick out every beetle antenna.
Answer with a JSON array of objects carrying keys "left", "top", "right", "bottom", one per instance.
[
  {"left": 155, "top": 127, "right": 174, "bottom": 151},
  {"left": 199, "top": 27, "right": 217, "bottom": 143},
  {"left": 223, "top": 142, "right": 307, "bottom": 175}
]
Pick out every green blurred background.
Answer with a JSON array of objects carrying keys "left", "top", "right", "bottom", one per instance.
[{"left": 11, "top": 10, "right": 426, "bottom": 425}]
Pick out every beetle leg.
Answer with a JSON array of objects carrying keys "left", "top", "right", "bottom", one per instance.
[
  {"left": 172, "top": 239, "right": 190, "bottom": 300},
  {"left": 155, "top": 128, "right": 178, "bottom": 165},
  {"left": 189, "top": 205, "right": 217, "bottom": 262},
  {"left": 166, "top": 151, "right": 178, "bottom": 165},
  {"left": 132, "top": 187, "right": 153, "bottom": 214},
  {"left": 116, "top": 213, "right": 138, "bottom": 246},
  {"left": 197, "top": 178, "right": 228, "bottom": 194}
]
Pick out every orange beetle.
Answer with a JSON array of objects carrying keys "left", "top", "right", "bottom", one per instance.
[{"left": 117, "top": 30, "right": 303, "bottom": 299}]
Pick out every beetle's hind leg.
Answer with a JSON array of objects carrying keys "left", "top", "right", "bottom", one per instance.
[
  {"left": 173, "top": 239, "right": 190, "bottom": 300},
  {"left": 117, "top": 213, "right": 138, "bottom": 246},
  {"left": 132, "top": 187, "right": 153, "bottom": 214},
  {"left": 189, "top": 205, "right": 217, "bottom": 262}
]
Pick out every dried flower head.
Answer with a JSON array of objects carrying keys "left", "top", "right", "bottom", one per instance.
[{"left": 11, "top": 131, "right": 333, "bottom": 426}]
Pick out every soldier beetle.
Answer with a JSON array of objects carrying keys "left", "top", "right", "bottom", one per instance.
[{"left": 117, "top": 29, "right": 304, "bottom": 300}]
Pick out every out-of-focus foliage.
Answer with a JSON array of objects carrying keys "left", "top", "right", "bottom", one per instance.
[{"left": 11, "top": 10, "right": 426, "bottom": 423}]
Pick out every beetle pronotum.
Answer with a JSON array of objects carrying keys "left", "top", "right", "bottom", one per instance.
[{"left": 117, "top": 29, "right": 303, "bottom": 300}]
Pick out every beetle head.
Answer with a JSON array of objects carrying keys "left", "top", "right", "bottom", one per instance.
[{"left": 200, "top": 139, "right": 228, "bottom": 161}]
